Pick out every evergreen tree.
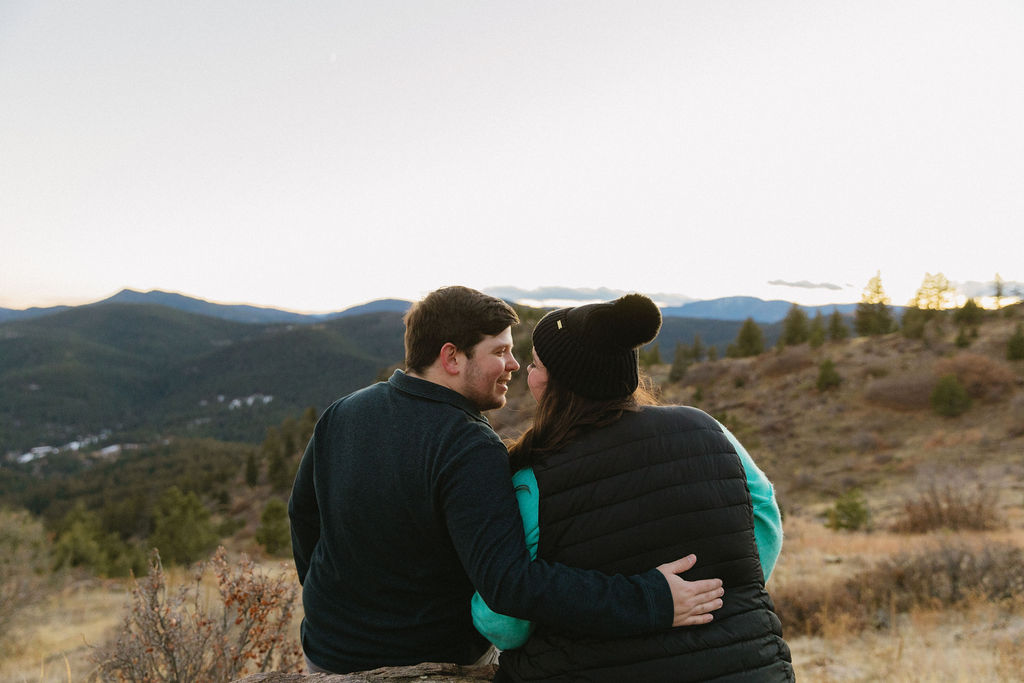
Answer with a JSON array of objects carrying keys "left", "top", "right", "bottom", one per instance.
[
  {"left": 245, "top": 451, "right": 259, "bottom": 488},
  {"left": 255, "top": 499, "right": 291, "bottom": 555},
  {"left": 668, "top": 342, "right": 690, "bottom": 383},
  {"left": 955, "top": 326, "right": 971, "bottom": 348},
  {"left": 912, "top": 272, "right": 954, "bottom": 312},
  {"left": 267, "top": 450, "right": 291, "bottom": 493},
  {"left": 149, "top": 487, "right": 217, "bottom": 566},
  {"left": 809, "top": 311, "right": 826, "bottom": 348},
  {"left": 53, "top": 505, "right": 107, "bottom": 572},
  {"left": 1008, "top": 323, "right": 1024, "bottom": 361},
  {"left": 780, "top": 304, "right": 810, "bottom": 346},
  {"left": 954, "top": 298, "right": 984, "bottom": 329},
  {"left": 53, "top": 503, "right": 142, "bottom": 576},
  {"left": 262, "top": 426, "right": 283, "bottom": 460},
  {"left": 639, "top": 343, "right": 662, "bottom": 367},
  {"left": 855, "top": 271, "right": 894, "bottom": 336},
  {"left": 901, "top": 306, "right": 930, "bottom": 339},
  {"left": 707, "top": 346, "right": 718, "bottom": 361},
  {"left": 691, "top": 334, "right": 705, "bottom": 362},
  {"left": 828, "top": 309, "right": 849, "bottom": 341},
  {"left": 280, "top": 416, "right": 298, "bottom": 458},
  {"left": 931, "top": 375, "right": 971, "bottom": 417},
  {"left": 727, "top": 318, "right": 765, "bottom": 358},
  {"left": 816, "top": 358, "right": 842, "bottom": 391},
  {"left": 295, "top": 406, "right": 318, "bottom": 454},
  {"left": 994, "top": 273, "right": 1005, "bottom": 309}
]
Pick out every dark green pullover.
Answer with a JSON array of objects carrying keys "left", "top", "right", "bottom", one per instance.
[{"left": 289, "top": 370, "right": 671, "bottom": 674}]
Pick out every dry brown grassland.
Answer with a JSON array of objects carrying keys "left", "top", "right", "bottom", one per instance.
[{"left": 4, "top": 305, "right": 1023, "bottom": 682}]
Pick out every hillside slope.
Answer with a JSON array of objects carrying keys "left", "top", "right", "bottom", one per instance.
[{"left": 0, "top": 305, "right": 406, "bottom": 453}]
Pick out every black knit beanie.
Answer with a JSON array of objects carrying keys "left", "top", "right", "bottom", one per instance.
[{"left": 531, "top": 293, "right": 662, "bottom": 400}]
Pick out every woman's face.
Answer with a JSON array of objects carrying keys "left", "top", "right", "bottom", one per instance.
[{"left": 526, "top": 351, "right": 549, "bottom": 402}]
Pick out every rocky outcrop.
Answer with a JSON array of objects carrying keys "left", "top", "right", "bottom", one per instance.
[{"left": 233, "top": 662, "right": 497, "bottom": 683}]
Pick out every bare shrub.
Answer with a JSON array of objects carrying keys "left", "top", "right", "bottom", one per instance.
[
  {"left": 762, "top": 346, "right": 813, "bottom": 377},
  {"left": 889, "top": 483, "right": 1001, "bottom": 533},
  {"left": 90, "top": 547, "right": 302, "bottom": 682},
  {"left": 681, "top": 361, "right": 730, "bottom": 388},
  {"left": 862, "top": 362, "right": 890, "bottom": 379},
  {"left": 774, "top": 539, "right": 1024, "bottom": 636},
  {"left": 934, "top": 352, "right": 1016, "bottom": 402},
  {"left": 863, "top": 371, "right": 936, "bottom": 410}
]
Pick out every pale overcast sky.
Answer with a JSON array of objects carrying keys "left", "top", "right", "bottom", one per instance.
[{"left": 2, "top": 1, "right": 1022, "bottom": 313}]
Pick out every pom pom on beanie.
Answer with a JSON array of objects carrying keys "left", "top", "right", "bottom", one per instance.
[{"left": 531, "top": 293, "right": 662, "bottom": 399}]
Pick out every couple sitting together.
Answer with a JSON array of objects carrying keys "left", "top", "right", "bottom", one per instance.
[{"left": 288, "top": 286, "right": 793, "bottom": 682}]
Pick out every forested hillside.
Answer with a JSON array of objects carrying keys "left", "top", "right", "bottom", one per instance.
[{"left": 0, "top": 304, "right": 406, "bottom": 453}]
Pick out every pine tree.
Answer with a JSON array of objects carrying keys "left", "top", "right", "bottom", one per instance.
[
  {"left": 781, "top": 304, "right": 810, "bottom": 346},
  {"left": 669, "top": 342, "right": 690, "bottom": 382},
  {"left": 639, "top": 343, "right": 662, "bottom": 367},
  {"left": 691, "top": 334, "right": 705, "bottom": 362},
  {"left": 954, "top": 298, "right": 983, "bottom": 329},
  {"left": 855, "top": 271, "right": 894, "bottom": 336},
  {"left": 245, "top": 451, "right": 259, "bottom": 487},
  {"left": 149, "top": 487, "right": 217, "bottom": 566},
  {"left": 912, "top": 272, "right": 954, "bottom": 312},
  {"left": 255, "top": 499, "right": 291, "bottom": 555},
  {"left": 727, "top": 318, "right": 764, "bottom": 358},
  {"left": 901, "top": 306, "right": 930, "bottom": 339},
  {"left": 816, "top": 358, "right": 842, "bottom": 391},
  {"left": 1008, "top": 323, "right": 1024, "bottom": 361},
  {"left": 809, "top": 311, "right": 826, "bottom": 348},
  {"left": 828, "top": 309, "right": 849, "bottom": 341}
]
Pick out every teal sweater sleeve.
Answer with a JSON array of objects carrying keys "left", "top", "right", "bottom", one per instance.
[
  {"left": 471, "top": 468, "right": 539, "bottom": 650},
  {"left": 470, "top": 422, "right": 783, "bottom": 649},
  {"left": 716, "top": 421, "right": 783, "bottom": 579}
]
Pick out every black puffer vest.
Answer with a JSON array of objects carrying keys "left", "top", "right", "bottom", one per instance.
[{"left": 499, "top": 406, "right": 793, "bottom": 682}]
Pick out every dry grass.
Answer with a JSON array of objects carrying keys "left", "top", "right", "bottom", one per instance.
[
  {"left": 1, "top": 559, "right": 304, "bottom": 683},
  {"left": 773, "top": 518, "right": 1024, "bottom": 682}
]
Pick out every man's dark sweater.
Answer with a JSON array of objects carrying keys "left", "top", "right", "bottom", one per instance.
[{"left": 288, "top": 370, "right": 672, "bottom": 674}]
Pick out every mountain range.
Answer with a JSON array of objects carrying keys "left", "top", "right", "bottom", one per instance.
[
  {"left": 0, "top": 288, "right": 863, "bottom": 324},
  {"left": 1, "top": 288, "right": 870, "bottom": 455}
]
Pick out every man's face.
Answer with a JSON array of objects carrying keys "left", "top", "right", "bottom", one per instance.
[{"left": 459, "top": 326, "right": 520, "bottom": 411}]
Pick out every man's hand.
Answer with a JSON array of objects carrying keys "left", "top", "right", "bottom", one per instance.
[{"left": 657, "top": 554, "right": 724, "bottom": 627}]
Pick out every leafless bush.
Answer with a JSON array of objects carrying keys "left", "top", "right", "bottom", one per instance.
[
  {"left": 762, "top": 346, "right": 814, "bottom": 377},
  {"left": 863, "top": 371, "right": 936, "bottom": 410},
  {"left": 889, "top": 483, "right": 1002, "bottom": 533},
  {"left": 861, "top": 362, "right": 890, "bottom": 379},
  {"left": 774, "top": 539, "right": 1024, "bottom": 636},
  {"left": 934, "top": 352, "right": 1016, "bottom": 402},
  {"left": 90, "top": 547, "right": 302, "bottom": 682},
  {"left": 681, "top": 360, "right": 730, "bottom": 387}
]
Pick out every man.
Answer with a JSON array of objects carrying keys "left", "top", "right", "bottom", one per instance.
[{"left": 288, "top": 286, "right": 724, "bottom": 674}]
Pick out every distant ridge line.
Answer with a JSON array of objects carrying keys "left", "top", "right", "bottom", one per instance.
[{"left": 0, "top": 288, "right": 869, "bottom": 325}]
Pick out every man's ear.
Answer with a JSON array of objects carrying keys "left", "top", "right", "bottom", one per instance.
[{"left": 439, "top": 342, "right": 462, "bottom": 376}]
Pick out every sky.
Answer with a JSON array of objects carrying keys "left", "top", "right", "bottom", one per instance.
[{"left": 2, "top": 1, "right": 1022, "bottom": 314}]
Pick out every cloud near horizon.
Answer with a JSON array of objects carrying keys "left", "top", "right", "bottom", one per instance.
[
  {"left": 958, "top": 280, "right": 1024, "bottom": 299},
  {"left": 767, "top": 280, "right": 844, "bottom": 291},
  {"left": 484, "top": 286, "right": 695, "bottom": 307}
]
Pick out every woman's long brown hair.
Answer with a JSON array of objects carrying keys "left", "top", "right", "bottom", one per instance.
[{"left": 507, "top": 372, "right": 660, "bottom": 472}]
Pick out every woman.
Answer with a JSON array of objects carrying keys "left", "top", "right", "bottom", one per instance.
[{"left": 472, "top": 294, "right": 793, "bottom": 682}]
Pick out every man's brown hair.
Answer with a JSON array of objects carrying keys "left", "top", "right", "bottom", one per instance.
[{"left": 404, "top": 286, "right": 520, "bottom": 373}]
